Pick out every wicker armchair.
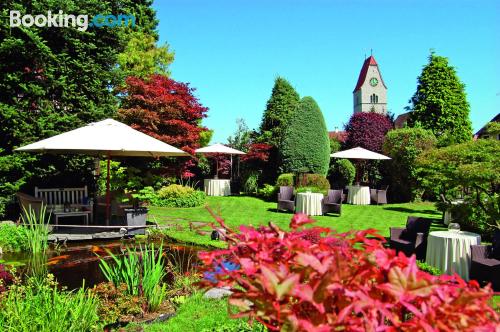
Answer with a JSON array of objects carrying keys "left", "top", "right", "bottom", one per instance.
[
  {"left": 277, "top": 186, "right": 295, "bottom": 212},
  {"left": 470, "top": 232, "right": 500, "bottom": 291},
  {"left": 16, "top": 192, "right": 44, "bottom": 219},
  {"left": 323, "top": 189, "right": 342, "bottom": 216},
  {"left": 390, "top": 216, "right": 433, "bottom": 260},
  {"left": 370, "top": 186, "right": 388, "bottom": 205}
]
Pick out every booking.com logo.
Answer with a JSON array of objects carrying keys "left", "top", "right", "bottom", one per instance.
[{"left": 9, "top": 10, "right": 135, "bottom": 32}]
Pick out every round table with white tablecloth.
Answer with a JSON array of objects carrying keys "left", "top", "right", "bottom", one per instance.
[
  {"left": 425, "top": 231, "right": 480, "bottom": 281},
  {"left": 204, "top": 179, "right": 231, "bottom": 196},
  {"left": 346, "top": 185, "right": 370, "bottom": 205},
  {"left": 295, "top": 192, "right": 323, "bottom": 216}
]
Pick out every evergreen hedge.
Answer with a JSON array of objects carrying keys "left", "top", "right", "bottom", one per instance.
[{"left": 281, "top": 97, "right": 330, "bottom": 176}]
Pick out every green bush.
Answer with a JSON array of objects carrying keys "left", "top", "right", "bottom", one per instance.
[
  {"left": 157, "top": 184, "right": 194, "bottom": 199},
  {"left": 328, "top": 159, "right": 356, "bottom": 189},
  {"left": 0, "top": 275, "right": 100, "bottom": 332},
  {"left": 0, "top": 223, "right": 28, "bottom": 252},
  {"left": 258, "top": 184, "right": 278, "bottom": 202},
  {"left": 417, "top": 261, "right": 441, "bottom": 276},
  {"left": 383, "top": 128, "right": 437, "bottom": 202},
  {"left": 243, "top": 173, "right": 259, "bottom": 195},
  {"left": 276, "top": 173, "right": 294, "bottom": 187},
  {"left": 448, "top": 195, "right": 498, "bottom": 241},
  {"left": 154, "top": 185, "right": 205, "bottom": 208},
  {"left": 281, "top": 97, "right": 331, "bottom": 176},
  {"left": 295, "top": 187, "right": 327, "bottom": 196},
  {"left": 296, "top": 173, "right": 330, "bottom": 191}
]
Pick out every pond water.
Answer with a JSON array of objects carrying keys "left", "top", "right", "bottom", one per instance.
[{"left": 1, "top": 239, "right": 202, "bottom": 289}]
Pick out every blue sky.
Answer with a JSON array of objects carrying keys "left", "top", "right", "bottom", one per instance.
[{"left": 153, "top": 0, "right": 499, "bottom": 143}]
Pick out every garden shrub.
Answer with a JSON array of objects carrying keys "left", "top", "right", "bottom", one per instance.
[
  {"left": 92, "top": 282, "right": 145, "bottom": 326},
  {"left": 328, "top": 159, "right": 355, "bottom": 189},
  {"left": 417, "top": 261, "right": 442, "bottom": 276},
  {"left": 344, "top": 112, "right": 393, "bottom": 153},
  {"left": 154, "top": 184, "right": 206, "bottom": 208},
  {"left": 0, "top": 264, "right": 13, "bottom": 292},
  {"left": 281, "top": 97, "right": 330, "bottom": 176},
  {"left": 257, "top": 184, "right": 278, "bottom": 202},
  {"left": 199, "top": 212, "right": 499, "bottom": 331},
  {"left": 296, "top": 173, "right": 330, "bottom": 191},
  {"left": 448, "top": 194, "right": 498, "bottom": 241},
  {"left": 383, "top": 127, "right": 437, "bottom": 202},
  {"left": 243, "top": 173, "right": 259, "bottom": 195},
  {"left": 0, "top": 223, "right": 28, "bottom": 252},
  {"left": 295, "top": 186, "right": 327, "bottom": 196},
  {"left": 417, "top": 139, "right": 500, "bottom": 237},
  {"left": 276, "top": 173, "right": 294, "bottom": 187}
]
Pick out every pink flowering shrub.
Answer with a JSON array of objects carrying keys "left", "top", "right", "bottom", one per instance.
[{"left": 198, "top": 211, "right": 499, "bottom": 331}]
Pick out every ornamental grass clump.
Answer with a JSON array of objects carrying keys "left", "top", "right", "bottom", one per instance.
[
  {"left": 0, "top": 275, "right": 100, "bottom": 332},
  {"left": 98, "top": 243, "right": 167, "bottom": 311},
  {"left": 21, "top": 205, "right": 50, "bottom": 254},
  {"left": 198, "top": 210, "right": 499, "bottom": 331}
]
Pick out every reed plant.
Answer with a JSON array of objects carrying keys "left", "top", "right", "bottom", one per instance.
[
  {"left": 98, "top": 243, "right": 167, "bottom": 311},
  {"left": 21, "top": 205, "right": 50, "bottom": 254},
  {"left": 0, "top": 275, "right": 100, "bottom": 332}
]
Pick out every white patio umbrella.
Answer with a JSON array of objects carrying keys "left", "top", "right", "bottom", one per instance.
[
  {"left": 331, "top": 147, "right": 390, "bottom": 183},
  {"left": 195, "top": 143, "right": 245, "bottom": 179},
  {"left": 330, "top": 147, "right": 391, "bottom": 160},
  {"left": 16, "top": 118, "right": 189, "bottom": 224}
]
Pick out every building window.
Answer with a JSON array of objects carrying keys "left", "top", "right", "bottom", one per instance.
[{"left": 370, "top": 94, "right": 378, "bottom": 103}]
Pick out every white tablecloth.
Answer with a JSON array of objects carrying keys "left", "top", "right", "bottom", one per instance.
[
  {"left": 204, "top": 179, "right": 231, "bottom": 196},
  {"left": 295, "top": 192, "right": 323, "bottom": 216},
  {"left": 347, "top": 185, "right": 370, "bottom": 205},
  {"left": 425, "top": 231, "right": 480, "bottom": 281}
]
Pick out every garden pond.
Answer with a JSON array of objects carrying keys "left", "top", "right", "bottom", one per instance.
[{"left": 0, "top": 239, "right": 201, "bottom": 289}]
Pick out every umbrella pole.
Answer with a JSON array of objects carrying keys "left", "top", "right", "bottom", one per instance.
[
  {"left": 105, "top": 154, "right": 111, "bottom": 226},
  {"left": 230, "top": 155, "right": 233, "bottom": 180}
]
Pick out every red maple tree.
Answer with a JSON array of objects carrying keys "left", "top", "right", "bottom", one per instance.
[
  {"left": 118, "top": 74, "right": 209, "bottom": 177},
  {"left": 118, "top": 74, "right": 208, "bottom": 154}
]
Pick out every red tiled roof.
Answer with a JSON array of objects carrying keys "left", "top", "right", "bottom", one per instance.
[
  {"left": 394, "top": 112, "right": 411, "bottom": 129},
  {"left": 352, "top": 56, "right": 387, "bottom": 92}
]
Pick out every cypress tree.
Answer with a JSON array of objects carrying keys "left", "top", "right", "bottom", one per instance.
[
  {"left": 259, "top": 77, "right": 300, "bottom": 147},
  {"left": 408, "top": 52, "right": 472, "bottom": 146},
  {"left": 281, "top": 97, "right": 330, "bottom": 175}
]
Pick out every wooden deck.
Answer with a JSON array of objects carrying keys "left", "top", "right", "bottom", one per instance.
[{"left": 48, "top": 224, "right": 152, "bottom": 242}]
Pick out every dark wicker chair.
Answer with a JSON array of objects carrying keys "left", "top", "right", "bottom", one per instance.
[
  {"left": 370, "top": 186, "right": 388, "bottom": 205},
  {"left": 390, "top": 216, "right": 433, "bottom": 260},
  {"left": 470, "top": 232, "right": 500, "bottom": 291},
  {"left": 323, "top": 189, "right": 342, "bottom": 216},
  {"left": 277, "top": 186, "right": 295, "bottom": 212}
]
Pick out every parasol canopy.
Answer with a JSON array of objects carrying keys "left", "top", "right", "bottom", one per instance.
[
  {"left": 330, "top": 147, "right": 391, "bottom": 160},
  {"left": 195, "top": 143, "right": 245, "bottom": 155},
  {"left": 16, "top": 118, "right": 188, "bottom": 224},
  {"left": 16, "top": 119, "right": 188, "bottom": 157},
  {"left": 195, "top": 143, "right": 246, "bottom": 179}
]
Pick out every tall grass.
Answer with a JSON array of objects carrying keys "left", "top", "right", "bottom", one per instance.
[
  {"left": 98, "top": 243, "right": 167, "bottom": 311},
  {"left": 0, "top": 276, "right": 100, "bottom": 332},
  {"left": 21, "top": 205, "right": 50, "bottom": 254}
]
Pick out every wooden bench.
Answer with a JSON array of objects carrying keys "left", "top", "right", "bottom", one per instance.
[{"left": 35, "top": 186, "right": 93, "bottom": 224}]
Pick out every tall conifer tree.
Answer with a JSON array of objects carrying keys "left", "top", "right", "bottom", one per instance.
[{"left": 408, "top": 52, "right": 472, "bottom": 146}]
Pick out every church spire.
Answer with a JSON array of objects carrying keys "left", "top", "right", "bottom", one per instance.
[{"left": 352, "top": 55, "right": 388, "bottom": 114}]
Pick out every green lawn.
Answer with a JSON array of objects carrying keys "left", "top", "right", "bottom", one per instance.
[
  {"left": 128, "top": 292, "right": 264, "bottom": 332},
  {"left": 148, "top": 195, "right": 444, "bottom": 247}
]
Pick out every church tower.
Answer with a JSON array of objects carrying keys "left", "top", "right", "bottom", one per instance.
[{"left": 353, "top": 55, "right": 387, "bottom": 114}]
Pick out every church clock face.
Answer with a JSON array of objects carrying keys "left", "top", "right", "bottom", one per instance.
[{"left": 370, "top": 77, "right": 378, "bottom": 87}]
